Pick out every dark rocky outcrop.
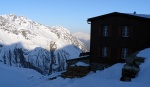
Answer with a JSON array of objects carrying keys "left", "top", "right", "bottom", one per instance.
[{"left": 120, "top": 52, "right": 145, "bottom": 82}]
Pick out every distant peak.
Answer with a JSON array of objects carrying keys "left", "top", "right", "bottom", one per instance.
[
  {"left": 0, "top": 13, "right": 17, "bottom": 19},
  {"left": 9, "top": 13, "right": 16, "bottom": 16}
]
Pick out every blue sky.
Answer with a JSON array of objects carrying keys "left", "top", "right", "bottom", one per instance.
[{"left": 1, "top": 0, "right": 150, "bottom": 34}]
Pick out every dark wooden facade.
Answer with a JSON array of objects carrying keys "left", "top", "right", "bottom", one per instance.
[{"left": 87, "top": 12, "right": 150, "bottom": 65}]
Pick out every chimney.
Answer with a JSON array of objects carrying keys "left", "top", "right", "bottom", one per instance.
[{"left": 133, "top": 11, "right": 136, "bottom": 14}]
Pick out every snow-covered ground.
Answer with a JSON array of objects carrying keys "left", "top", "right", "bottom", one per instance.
[
  {"left": 1, "top": 48, "right": 150, "bottom": 87},
  {"left": 0, "top": 63, "right": 44, "bottom": 87}
]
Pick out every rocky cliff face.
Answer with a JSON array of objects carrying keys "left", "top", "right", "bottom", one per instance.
[{"left": 0, "top": 14, "right": 87, "bottom": 75}]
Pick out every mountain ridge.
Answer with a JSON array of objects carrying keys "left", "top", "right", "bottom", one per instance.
[
  {"left": 73, "top": 32, "right": 90, "bottom": 51},
  {"left": 0, "top": 14, "right": 87, "bottom": 75}
]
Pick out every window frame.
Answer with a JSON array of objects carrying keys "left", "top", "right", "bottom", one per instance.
[
  {"left": 121, "top": 48, "right": 128, "bottom": 59},
  {"left": 122, "top": 26, "right": 129, "bottom": 37},
  {"left": 102, "top": 47, "right": 108, "bottom": 57},
  {"left": 102, "top": 25, "right": 109, "bottom": 37}
]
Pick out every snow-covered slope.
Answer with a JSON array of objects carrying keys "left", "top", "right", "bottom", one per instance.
[
  {"left": 73, "top": 32, "right": 90, "bottom": 51},
  {"left": 0, "top": 14, "right": 87, "bottom": 75},
  {"left": 1, "top": 48, "right": 150, "bottom": 87},
  {"left": 0, "top": 63, "right": 43, "bottom": 87},
  {"left": 30, "top": 48, "right": 150, "bottom": 87}
]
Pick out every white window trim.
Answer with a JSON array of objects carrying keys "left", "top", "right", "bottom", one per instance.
[
  {"left": 102, "top": 47, "right": 107, "bottom": 57},
  {"left": 122, "top": 26, "right": 129, "bottom": 37},
  {"left": 102, "top": 26, "right": 109, "bottom": 37},
  {"left": 121, "top": 48, "right": 128, "bottom": 59}
]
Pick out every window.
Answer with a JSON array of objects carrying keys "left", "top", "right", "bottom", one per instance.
[
  {"left": 121, "top": 48, "right": 128, "bottom": 59},
  {"left": 102, "top": 47, "right": 107, "bottom": 57},
  {"left": 102, "top": 25, "right": 109, "bottom": 37},
  {"left": 122, "top": 26, "right": 129, "bottom": 37}
]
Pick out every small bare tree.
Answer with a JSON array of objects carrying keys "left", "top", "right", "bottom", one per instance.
[{"left": 48, "top": 41, "right": 57, "bottom": 75}]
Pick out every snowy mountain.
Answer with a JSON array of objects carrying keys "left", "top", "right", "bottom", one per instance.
[
  {"left": 1, "top": 48, "right": 150, "bottom": 87},
  {"left": 73, "top": 32, "right": 90, "bottom": 51},
  {"left": 0, "top": 14, "right": 87, "bottom": 75}
]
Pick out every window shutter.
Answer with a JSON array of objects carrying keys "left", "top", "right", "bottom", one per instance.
[
  {"left": 117, "top": 48, "right": 121, "bottom": 59},
  {"left": 109, "top": 25, "right": 112, "bottom": 37},
  {"left": 98, "top": 26, "right": 102, "bottom": 37},
  {"left": 129, "top": 26, "right": 133, "bottom": 37},
  {"left": 118, "top": 26, "right": 121, "bottom": 37},
  {"left": 108, "top": 47, "right": 111, "bottom": 58},
  {"left": 98, "top": 47, "right": 101, "bottom": 58},
  {"left": 129, "top": 48, "right": 133, "bottom": 56}
]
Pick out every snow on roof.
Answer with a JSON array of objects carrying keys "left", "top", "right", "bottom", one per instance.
[
  {"left": 126, "top": 13, "right": 150, "bottom": 19},
  {"left": 88, "top": 12, "right": 150, "bottom": 21},
  {"left": 71, "top": 62, "right": 89, "bottom": 66}
]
